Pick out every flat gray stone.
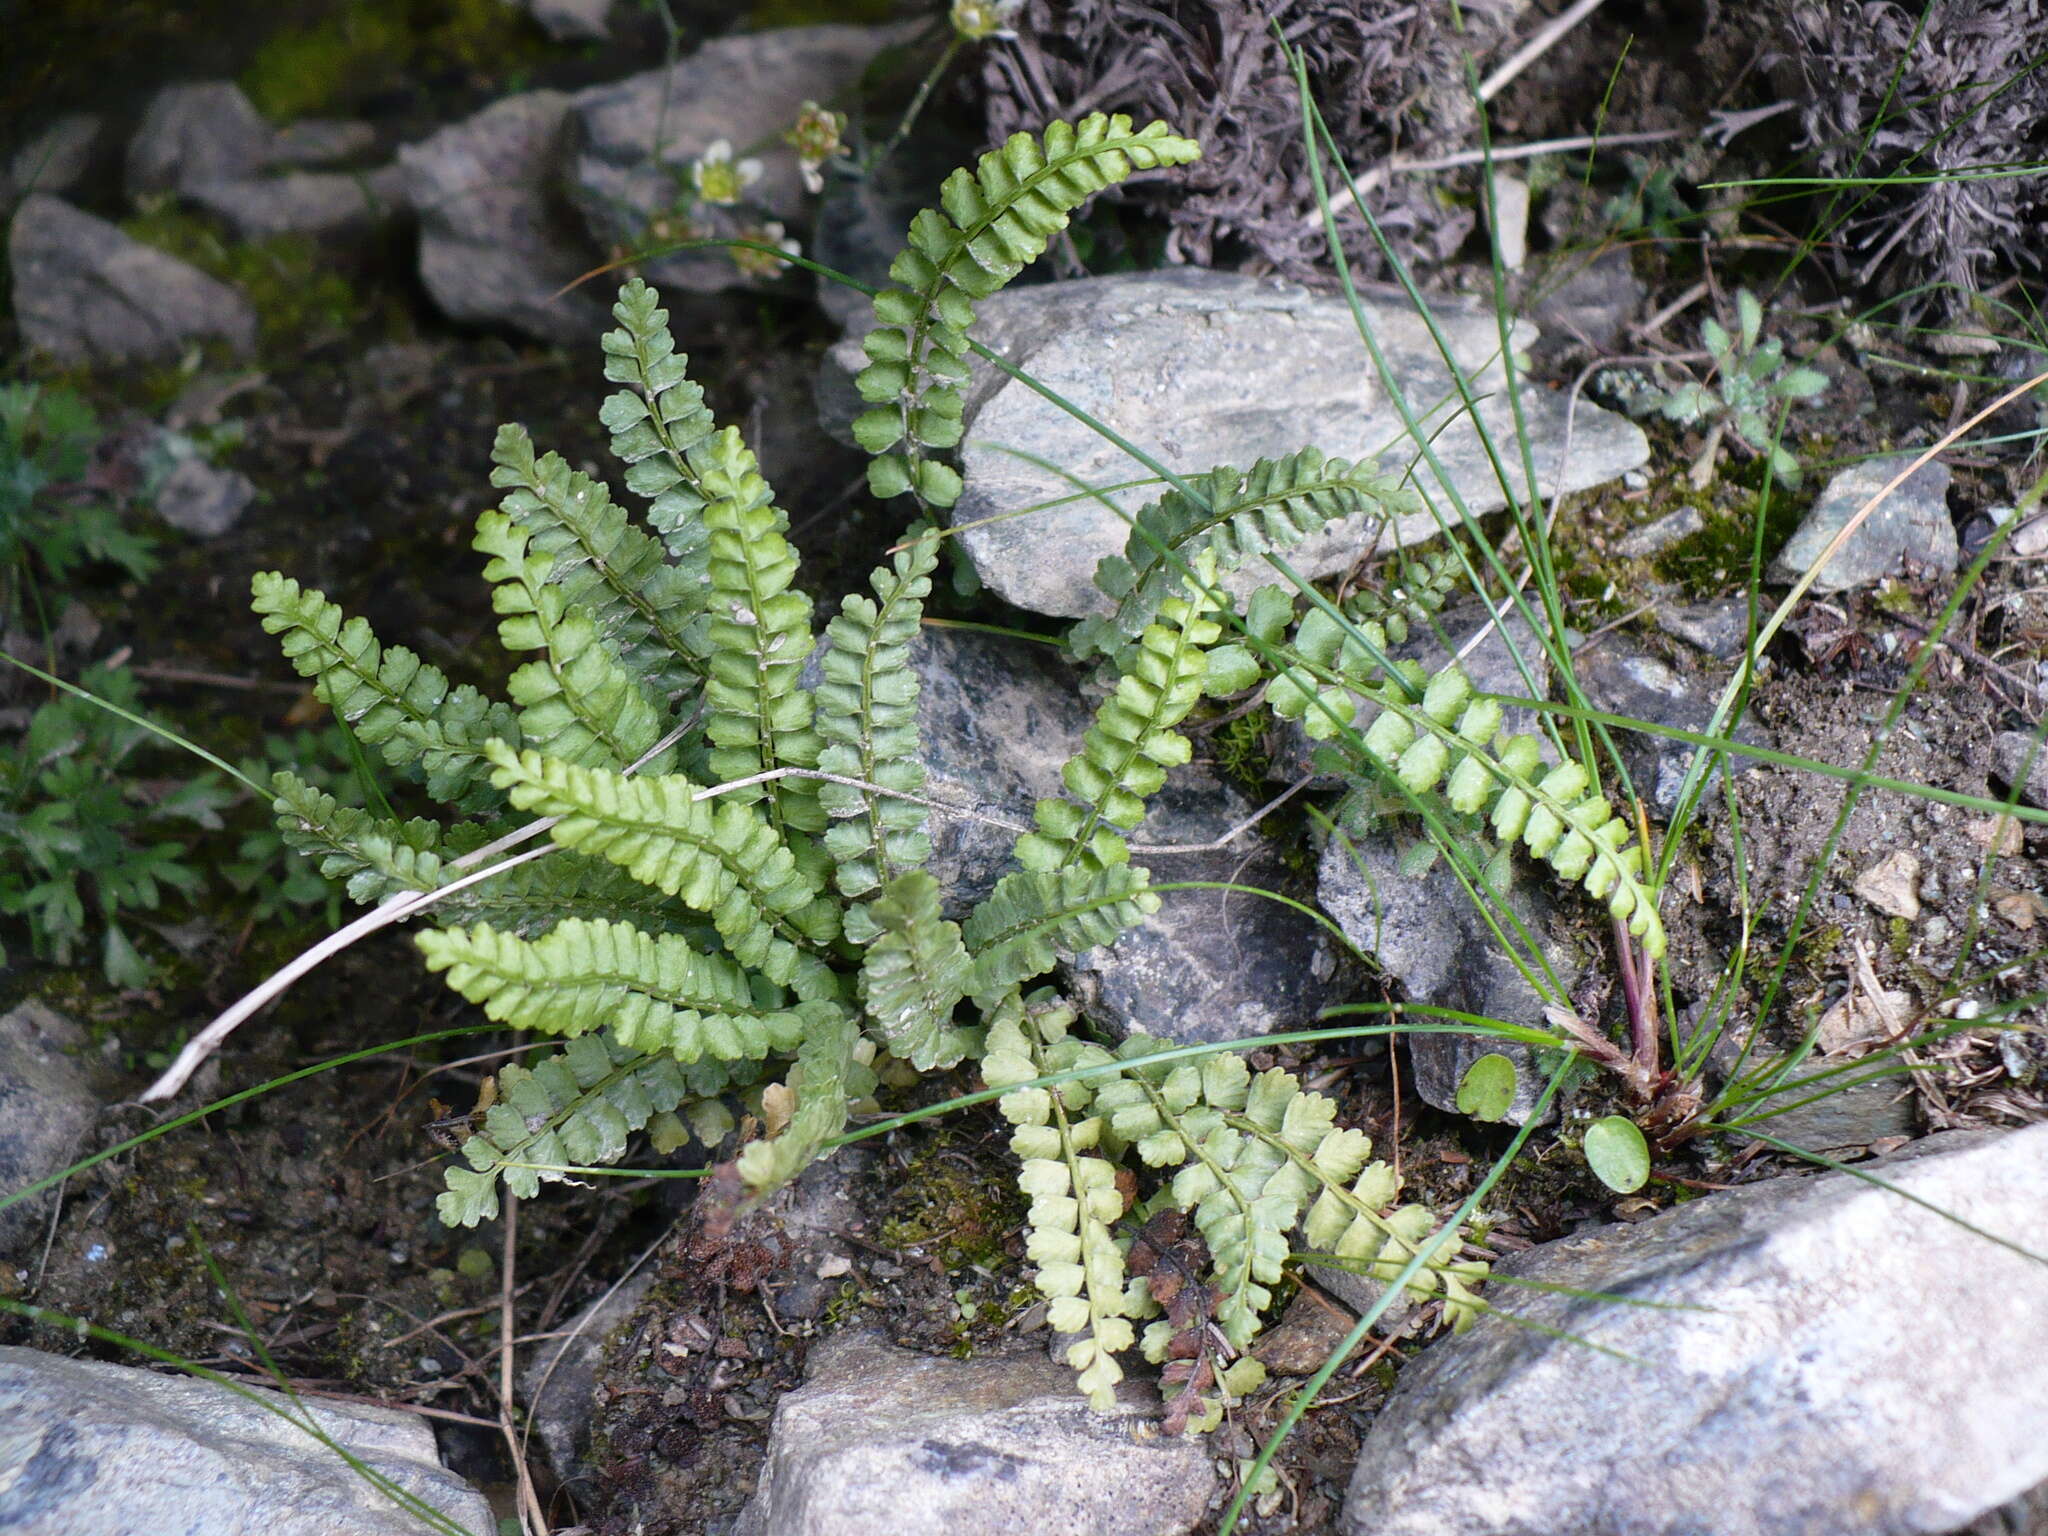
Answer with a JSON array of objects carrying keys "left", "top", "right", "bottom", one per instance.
[
  {"left": 1342, "top": 1125, "right": 2048, "bottom": 1536},
  {"left": 399, "top": 91, "right": 606, "bottom": 344},
  {"left": 9, "top": 194, "right": 256, "bottom": 363},
  {"left": 1653, "top": 597, "right": 1751, "bottom": 660},
  {"left": 0, "top": 1346, "right": 494, "bottom": 1535},
  {"left": 522, "top": 1269, "right": 654, "bottom": 1486},
  {"left": 153, "top": 456, "right": 256, "bottom": 537},
  {"left": 1993, "top": 731, "right": 2048, "bottom": 809},
  {"left": 267, "top": 119, "right": 377, "bottom": 169},
  {"left": 5, "top": 115, "right": 102, "bottom": 201},
  {"left": 1528, "top": 247, "right": 1645, "bottom": 353},
  {"left": 1318, "top": 827, "right": 1576, "bottom": 1125},
  {"left": 185, "top": 165, "right": 406, "bottom": 240},
  {"left": 0, "top": 1005, "right": 100, "bottom": 1261},
  {"left": 567, "top": 25, "right": 906, "bottom": 294},
  {"left": 733, "top": 1332, "right": 1214, "bottom": 1536},
  {"left": 127, "top": 81, "right": 271, "bottom": 195},
  {"left": 1572, "top": 639, "right": 1766, "bottom": 819},
  {"left": 907, "top": 626, "right": 1333, "bottom": 1044},
  {"left": 839, "top": 269, "right": 1647, "bottom": 619},
  {"left": 1613, "top": 504, "right": 1703, "bottom": 557},
  {"left": 1771, "top": 454, "right": 1957, "bottom": 592},
  {"left": 526, "top": 0, "right": 612, "bottom": 40}
]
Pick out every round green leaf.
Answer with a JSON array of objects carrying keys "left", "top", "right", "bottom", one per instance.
[
  {"left": 1202, "top": 644, "right": 1260, "bottom": 697},
  {"left": 1585, "top": 1115, "right": 1651, "bottom": 1193},
  {"left": 1455, "top": 1053, "right": 1517, "bottom": 1122}
]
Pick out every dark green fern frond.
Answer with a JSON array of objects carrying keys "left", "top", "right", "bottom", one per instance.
[
  {"left": 1069, "top": 449, "right": 1421, "bottom": 665},
  {"left": 598, "top": 277, "right": 721, "bottom": 564},
  {"left": 814, "top": 526, "right": 939, "bottom": 898},
  {"left": 268, "top": 770, "right": 451, "bottom": 905},
  {"left": 417, "top": 916, "right": 810, "bottom": 1061},
  {"left": 854, "top": 870, "right": 975, "bottom": 1071},
  {"left": 484, "top": 744, "right": 840, "bottom": 990},
  {"left": 473, "top": 511, "right": 673, "bottom": 773},
  {"left": 962, "top": 863, "right": 1159, "bottom": 1009},
  {"left": 1017, "top": 555, "right": 1227, "bottom": 875},
  {"left": 690, "top": 427, "right": 823, "bottom": 834},
  {"left": 734, "top": 1004, "right": 872, "bottom": 1199},
  {"left": 852, "top": 114, "right": 1201, "bottom": 511},
  {"left": 437, "top": 1032, "right": 749, "bottom": 1226},
  {"left": 1341, "top": 541, "right": 1464, "bottom": 643},
  {"left": 252, "top": 573, "right": 519, "bottom": 812},
  {"left": 489, "top": 424, "right": 707, "bottom": 695},
  {"left": 432, "top": 851, "right": 714, "bottom": 941}
]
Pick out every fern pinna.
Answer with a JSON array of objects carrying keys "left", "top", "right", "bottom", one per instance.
[{"left": 252, "top": 116, "right": 1537, "bottom": 1417}]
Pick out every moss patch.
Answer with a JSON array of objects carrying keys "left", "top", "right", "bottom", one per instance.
[{"left": 240, "top": 0, "right": 550, "bottom": 122}]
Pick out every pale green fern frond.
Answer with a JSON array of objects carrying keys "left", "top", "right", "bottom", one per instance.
[
  {"left": 437, "top": 1032, "right": 748, "bottom": 1226},
  {"left": 251, "top": 573, "right": 519, "bottom": 811},
  {"left": 853, "top": 870, "right": 975, "bottom": 1071},
  {"left": 735, "top": 1004, "right": 872, "bottom": 1199},
  {"left": 598, "top": 277, "right": 721, "bottom": 563},
  {"left": 484, "top": 744, "right": 840, "bottom": 990},
  {"left": 473, "top": 511, "right": 673, "bottom": 773},
  {"left": 981, "top": 992, "right": 1143, "bottom": 1410},
  {"left": 853, "top": 114, "right": 1201, "bottom": 510},
  {"left": 1069, "top": 450, "right": 1420, "bottom": 665},
  {"left": 962, "top": 864, "right": 1159, "bottom": 1010},
  {"left": 691, "top": 427, "right": 822, "bottom": 834},
  {"left": 489, "top": 423, "right": 706, "bottom": 696},
  {"left": 814, "top": 526, "right": 939, "bottom": 899},
  {"left": 1018, "top": 554, "right": 1228, "bottom": 876},
  {"left": 417, "top": 916, "right": 810, "bottom": 1060}
]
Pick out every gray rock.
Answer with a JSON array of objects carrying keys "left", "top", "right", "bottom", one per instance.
[
  {"left": 9, "top": 195, "right": 257, "bottom": 363},
  {"left": 1528, "top": 246, "right": 1645, "bottom": 353},
  {"left": 0, "top": 1346, "right": 494, "bottom": 1535},
  {"left": 5, "top": 115, "right": 102, "bottom": 201},
  {"left": 909, "top": 626, "right": 1333, "bottom": 1044},
  {"left": 810, "top": 137, "right": 954, "bottom": 328},
  {"left": 1723, "top": 1059, "right": 1917, "bottom": 1154},
  {"left": 522, "top": 1269, "right": 654, "bottom": 1486},
  {"left": 267, "top": 119, "right": 377, "bottom": 169},
  {"left": 399, "top": 91, "right": 606, "bottom": 344},
  {"left": 1341, "top": 1125, "right": 2048, "bottom": 1536},
  {"left": 1993, "top": 731, "right": 2048, "bottom": 809},
  {"left": 567, "top": 25, "right": 907, "bottom": 295},
  {"left": 153, "top": 456, "right": 256, "bottom": 537},
  {"left": 1654, "top": 597, "right": 1752, "bottom": 660},
  {"left": 733, "top": 1332, "right": 1215, "bottom": 1536},
  {"left": 1572, "top": 638, "right": 1765, "bottom": 819},
  {"left": 127, "top": 82, "right": 272, "bottom": 196},
  {"left": 185, "top": 165, "right": 406, "bottom": 240},
  {"left": 526, "top": 0, "right": 612, "bottom": 40},
  {"left": 1613, "top": 504, "right": 1702, "bottom": 557},
  {"left": 1318, "top": 828, "right": 1575, "bottom": 1125},
  {"left": 1771, "top": 454, "right": 1957, "bottom": 592},
  {"left": 0, "top": 1005, "right": 101, "bottom": 1261},
  {"left": 826, "top": 270, "right": 1648, "bottom": 619}
]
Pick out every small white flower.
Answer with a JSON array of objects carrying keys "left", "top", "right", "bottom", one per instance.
[
  {"left": 691, "top": 138, "right": 763, "bottom": 206},
  {"left": 731, "top": 220, "right": 800, "bottom": 278},
  {"left": 951, "top": 0, "right": 1023, "bottom": 42}
]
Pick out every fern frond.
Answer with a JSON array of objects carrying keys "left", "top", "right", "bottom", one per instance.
[
  {"left": 1265, "top": 603, "right": 1424, "bottom": 736},
  {"left": 489, "top": 423, "right": 706, "bottom": 695},
  {"left": 1069, "top": 450, "right": 1421, "bottom": 664},
  {"left": 853, "top": 114, "right": 1200, "bottom": 511},
  {"left": 484, "top": 744, "right": 840, "bottom": 989},
  {"left": 734, "top": 1003, "right": 872, "bottom": 1198},
  {"left": 962, "top": 863, "right": 1159, "bottom": 1010},
  {"left": 431, "top": 850, "right": 713, "bottom": 940},
  {"left": 1341, "top": 542, "right": 1464, "bottom": 643},
  {"left": 854, "top": 870, "right": 975, "bottom": 1070},
  {"left": 1342, "top": 665, "right": 1666, "bottom": 956},
  {"left": 690, "top": 427, "right": 822, "bottom": 833},
  {"left": 437, "top": 1032, "right": 746, "bottom": 1226},
  {"left": 982, "top": 992, "right": 1142, "bottom": 1409},
  {"left": 268, "top": 770, "right": 452, "bottom": 905},
  {"left": 251, "top": 573, "right": 519, "bottom": 811},
  {"left": 1017, "top": 554, "right": 1227, "bottom": 876},
  {"left": 473, "top": 511, "right": 673, "bottom": 773},
  {"left": 598, "top": 277, "right": 721, "bottom": 564},
  {"left": 814, "top": 526, "right": 939, "bottom": 898},
  {"left": 418, "top": 916, "right": 810, "bottom": 1061}
]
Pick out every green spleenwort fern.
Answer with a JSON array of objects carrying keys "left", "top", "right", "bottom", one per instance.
[
  {"left": 248, "top": 120, "right": 1538, "bottom": 1421},
  {"left": 852, "top": 113, "right": 1202, "bottom": 510}
]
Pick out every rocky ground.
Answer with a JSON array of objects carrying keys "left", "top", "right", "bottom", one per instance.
[{"left": 2, "top": 4, "right": 2046, "bottom": 1535}]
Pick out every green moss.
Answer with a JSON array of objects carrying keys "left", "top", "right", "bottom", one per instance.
[
  {"left": 119, "top": 207, "right": 371, "bottom": 353},
  {"left": 873, "top": 1128, "right": 1025, "bottom": 1272},
  {"left": 1210, "top": 707, "right": 1273, "bottom": 795},
  {"left": 241, "top": 0, "right": 549, "bottom": 122},
  {"left": 1651, "top": 486, "right": 1808, "bottom": 599}
]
